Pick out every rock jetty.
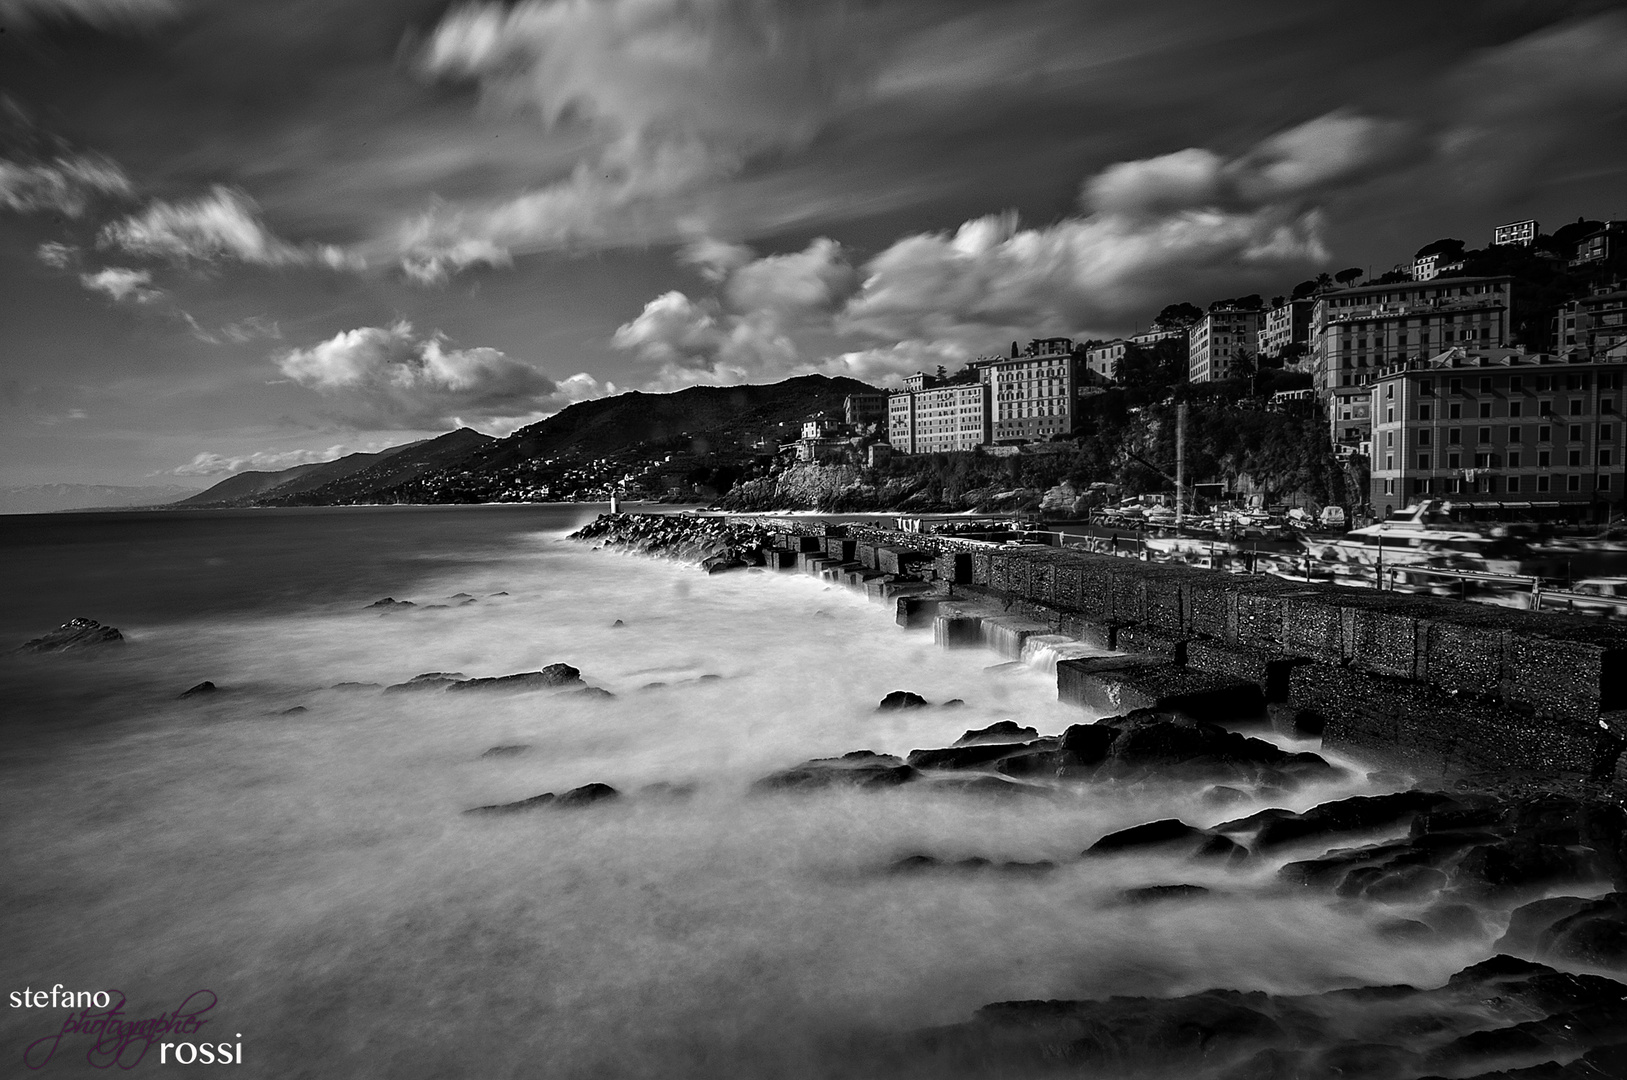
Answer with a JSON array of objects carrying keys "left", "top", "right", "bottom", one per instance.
[{"left": 18, "top": 618, "right": 125, "bottom": 652}]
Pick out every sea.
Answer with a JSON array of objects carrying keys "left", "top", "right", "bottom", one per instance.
[{"left": 0, "top": 505, "right": 1496, "bottom": 1078}]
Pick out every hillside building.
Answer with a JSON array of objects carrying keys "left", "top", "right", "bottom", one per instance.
[
  {"left": 1189, "top": 307, "right": 1262, "bottom": 383},
  {"left": 971, "top": 338, "right": 1082, "bottom": 443},
  {"left": 1131, "top": 328, "right": 1188, "bottom": 347},
  {"left": 1553, "top": 287, "right": 1627, "bottom": 360},
  {"left": 1310, "top": 275, "right": 1512, "bottom": 451},
  {"left": 1086, "top": 339, "right": 1127, "bottom": 381},
  {"left": 1571, "top": 222, "right": 1626, "bottom": 271},
  {"left": 1493, "top": 219, "right": 1539, "bottom": 247},
  {"left": 843, "top": 392, "right": 888, "bottom": 430},
  {"left": 885, "top": 376, "right": 990, "bottom": 454},
  {"left": 1412, "top": 253, "right": 1464, "bottom": 281},
  {"left": 1257, "top": 299, "right": 1314, "bottom": 361},
  {"left": 1367, "top": 347, "right": 1626, "bottom": 520}
]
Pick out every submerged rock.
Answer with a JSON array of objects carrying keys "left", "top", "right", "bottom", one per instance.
[
  {"left": 555, "top": 783, "right": 620, "bottom": 807},
  {"left": 754, "top": 751, "right": 918, "bottom": 792},
  {"left": 444, "top": 665, "right": 583, "bottom": 692},
  {"left": 19, "top": 618, "right": 124, "bottom": 653},
  {"left": 279, "top": 706, "right": 308, "bottom": 715},
  {"left": 383, "top": 672, "right": 466, "bottom": 693},
  {"left": 465, "top": 782, "right": 619, "bottom": 815},
  {"left": 480, "top": 744, "right": 532, "bottom": 758},
  {"left": 179, "top": 680, "right": 217, "bottom": 698},
  {"left": 1121, "top": 883, "right": 1212, "bottom": 904},
  {"left": 890, "top": 855, "right": 1055, "bottom": 876},
  {"left": 955, "top": 721, "right": 1038, "bottom": 745},
  {"left": 878, "top": 690, "right": 929, "bottom": 711},
  {"left": 368, "top": 597, "right": 415, "bottom": 610}
]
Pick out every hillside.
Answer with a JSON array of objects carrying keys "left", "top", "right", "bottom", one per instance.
[
  {"left": 261, "top": 428, "right": 495, "bottom": 505},
  {"left": 181, "top": 442, "right": 424, "bottom": 506}
]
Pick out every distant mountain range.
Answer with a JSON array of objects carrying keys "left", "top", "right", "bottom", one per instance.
[
  {"left": 183, "top": 428, "right": 494, "bottom": 506},
  {"left": 176, "top": 373, "right": 876, "bottom": 507},
  {"left": 0, "top": 483, "right": 205, "bottom": 515}
]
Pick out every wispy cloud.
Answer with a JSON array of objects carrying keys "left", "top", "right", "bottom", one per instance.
[
  {"left": 99, "top": 186, "right": 362, "bottom": 269},
  {"left": 171, "top": 443, "right": 378, "bottom": 477},
  {"left": 0, "top": 0, "right": 180, "bottom": 30},
  {"left": 79, "top": 265, "right": 163, "bottom": 304},
  {"left": 0, "top": 152, "right": 133, "bottom": 217},
  {"left": 275, "top": 319, "right": 608, "bottom": 429}
]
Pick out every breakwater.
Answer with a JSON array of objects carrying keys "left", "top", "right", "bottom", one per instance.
[{"left": 575, "top": 513, "right": 1627, "bottom": 784}]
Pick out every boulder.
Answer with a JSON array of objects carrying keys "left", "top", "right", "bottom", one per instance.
[
  {"left": 464, "top": 792, "right": 556, "bottom": 815},
  {"left": 877, "top": 690, "right": 929, "bottom": 711},
  {"left": 444, "top": 665, "right": 583, "bottom": 692},
  {"left": 754, "top": 751, "right": 918, "bottom": 792},
  {"left": 955, "top": 720, "right": 1039, "bottom": 745},
  {"left": 179, "top": 680, "right": 217, "bottom": 698},
  {"left": 1534, "top": 892, "right": 1627, "bottom": 969},
  {"left": 368, "top": 598, "right": 415, "bottom": 610},
  {"left": 555, "top": 783, "right": 620, "bottom": 808},
  {"left": 18, "top": 617, "right": 124, "bottom": 653},
  {"left": 907, "top": 742, "right": 1037, "bottom": 771}
]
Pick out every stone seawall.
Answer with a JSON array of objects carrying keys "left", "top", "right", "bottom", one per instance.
[{"left": 584, "top": 513, "right": 1627, "bottom": 782}]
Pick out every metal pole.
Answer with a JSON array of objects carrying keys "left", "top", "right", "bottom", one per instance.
[
  {"left": 1175, "top": 402, "right": 1187, "bottom": 529},
  {"left": 1376, "top": 534, "right": 1384, "bottom": 590}
]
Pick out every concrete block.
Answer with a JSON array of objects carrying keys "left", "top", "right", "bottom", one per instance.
[
  {"left": 1109, "top": 569, "right": 1145, "bottom": 624},
  {"left": 1422, "top": 615, "right": 1511, "bottom": 697},
  {"left": 1052, "top": 562, "right": 1084, "bottom": 612},
  {"left": 1115, "top": 624, "right": 1187, "bottom": 663},
  {"left": 1057, "top": 656, "right": 1265, "bottom": 723},
  {"left": 794, "top": 535, "right": 823, "bottom": 553},
  {"left": 856, "top": 542, "right": 881, "bottom": 570},
  {"left": 766, "top": 549, "right": 798, "bottom": 571},
  {"left": 1141, "top": 571, "right": 1187, "bottom": 634},
  {"left": 1282, "top": 595, "right": 1344, "bottom": 663},
  {"left": 1504, "top": 626, "right": 1627, "bottom": 721},
  {"left": 876, "top": 546, "right": 934, "bottom": 577},
  {"left": 1186, "top": 578, "right": 1236, "bottom": 643},
  {"left": 1339, "top": 596, "right": 1424, "bottom": 679},
  {"left": 980, "top": 615, "right": 1053, "bottom": 661},
  {"left": 822, "top": 538, "right": 858, "bottom": 562},
  {"left": 1184, "top": 639, "right": 1305, "bottom": 703},
  {"left": 970, "top": 552, "right": 993, "bottom": 587},
  {"left": 935, "top": 611, "right": 984, "bottom": 649},
  {"left": 897, "top": 596, "right": 943, "bottom": 629},
  {"left": 934, "top": 551, "right": 974, "bottom": 585},
  {"left": 1057, "top": 614, "right": 1116, "bottom": 650}
]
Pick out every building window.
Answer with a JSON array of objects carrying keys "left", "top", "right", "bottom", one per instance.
[
  {"left": 1448, "top": 452, "right": 1461, "bottom": 469},
  {"left": 1419, "top": 378, "right": 1433, "bottom": 395},
  {"left": 1419, "top": 430, "right": 1431, "bottom": 445},
  {"left": 1509, "top": 376, "right": 1522, "bottom": 393},
  {"left": 1603, "top": 425, "right": 1614, "bottom": 441},
  {"left": 1417, "top": 453, "right": 1430, "bottom": 470},
  {"left": 1478, "top": 427, "right": 1491, "bottom": 444},
  {"left": 1571, "top": 400, "right": 1585, "bottom": 416},
  {"left": 1508, "top": 451, "right": 1522, "bottom": 468},
  {"left": 1508, "top": 476, "right": 1521, "bottom": 492},
  {"left": 1568, "top": 475, "right": 1582, "bottom": 492},
  {"left": 1570, "top": 425, "right": 1583, "bottom": 442},
  {"left": 1450, "top": 378, "right": 1462, "bottom": 394},
  {"left": 1569, "top": 450, "right": 1583, "bottom": 466},
  {"left": 1419, "top": 404, "right": 1432, "bottom": 421},
  {"left": 1602, "top": 475, "right": 1613, "bottom": 491},
  {"left": 1539, "top": 425, "right": 1552, "bottom": 442},
  {"left": 1479, "top": 376, "right": 1493, "bottom": 392},
  {"left": 1385, "top": 454, "right": 1394, "bottom": 470},
  {"left": 1539, "top": 451, "right": 1551, "bottom": 467},
  {"left": 1479, "top": 402, "right": 1492, "bottom": 418},
  {"left": 1385, "top": 431, "right": 1394, "bottom": 447},
  {"left": 1508, "top": 426, "right": 1521, "bottom": 443},
  {"left": 1448, "top": 428, "right": 1461, "bottom": 444},
  {"left": 1538, "top": 476, "right": 1551, "bottom": 493},
  {"left": 1449, "top": 403, "right": 1462, "bottom": 419},
  {"left": 1606, "top": 400, "right": 1617, "bottom": 414},
  {"left": 1412, "top": 478, "right": 1429, "bottom": 494},
  {"left": 1386, "top": 408, "right": 1394, "bottom": 423},
  {"left": 1509, "top": 401, "right": 1522, "bottom": 418},
  {"left": 1601, "top": 449, "right": 1613, "bottom": 467}
]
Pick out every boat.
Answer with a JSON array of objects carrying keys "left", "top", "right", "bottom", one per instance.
[{"left": 1307, "top": 500, "right": 1533, "bottom": 574}]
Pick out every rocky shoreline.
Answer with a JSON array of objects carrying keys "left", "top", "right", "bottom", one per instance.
[{"left": 572, "top": 511, "right": 1627, "bottom": 1079}]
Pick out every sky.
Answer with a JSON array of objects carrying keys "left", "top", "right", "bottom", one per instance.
[{"left": 2, "top": 0, "right": 1625, "bottom": 487}]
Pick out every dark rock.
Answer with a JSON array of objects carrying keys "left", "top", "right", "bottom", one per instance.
[
  {"left": 754, "top": 752, "right": 918, "bottom": 792},
  {"left": 448, "top": 593, "right": 474, "bottom": 600},
  {"left": 700, "top": 554, "right": 747, "bottom": 574},
  {"left": 955, "top": 720, "right": 1039, "bottom": 745},
  {"left": 180, "top": 680, "right": 217, "bottom": 698},
  {"left": 1057, "top": 711, "right": 1340, "bottom": 787},
  {"left": 921, "top": 774, "right": 1051, "bottom": 798},
  {"left": 444, "top": 665, "right": 583, "bottom": 692},
  {"left": 480, "top": 744, "right": 531, "bottom": 758},
  {"left": 19, "top": 618, "right": 125, "bottom": 653},
  {"left": 907, "top": 742, "right": 1033, "bottom": 771},
  {"left": 1223, "top": 790, "right": 1461, "bottom": 850},
  {"left": 611, "top": 619, "right": 626, "bottom": 628},
  {"left": 566, "top": 686, "right": 615, "bottom": 700},
  {"left": 330, "top": 681, "right": 381, "bottom": 691},
  {"left": 1121, "top": 883, "right": 1212, "bottom": 903},
  {"left": 1498, "top": 896, "right": 1596, "bottom": 956},
  {"left": 465, "top": 792, "right": 556, "bottom": 815},
  {"left": 279, "top": 706, "right": 308, "bottom": 715},
  {"left": 890, "top": 855, "right": 1055, "bottom": 876},
  {"left": 878, "top": 690, "right": 929, "bottom": 711},
  {"left": 368, "top": 597, "right": 415, "bottom": 610},
  {"left": 941, "top": 698, "right": 966, "bottom": 708},
  {"left": 1089, "top": 818, "right": 1207, "bottom": 854},
  {"left": 383, "top": 672, "right": 466, "bottom": 693},
  {"left": 1537, "top": 893, "right": 1627, "bottom": 969},
  {"left": 555, "top": 783, "right": 620, "bottom": 807},
  {"left": 639, "top": 682, "right": 668, "bottom": 690}
]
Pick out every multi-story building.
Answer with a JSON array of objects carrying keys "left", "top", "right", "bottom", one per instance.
[
  {"left": 1131, "top": 328, "right": 1188, "bottom": 347},
  {"left": 1493, "top": 219, "right": 1539, "bottom": 247},
  {"left": 1571, "top": 221, "right": 1626, "bottom": 271},
  {"left": 972, "top": 338, "right": 1082, "bottom": 443},
  {"left": 843, "top": 392, "right": 888, "bottom": 430},
  {"left": 885, "top": 376, "right": 990, "bottom": 454},
  {"left": 1086, "top": 339, "right": 1127, "bottom": 381},
  {"left": 1189, "top": 307, "right": 1262, "bottom": 382},
  {"left": 1367, "top": 347, "right": 1626, "bottom": 520},
  {"left": 1257, "top": 298, "right": 1314, "bottom": 361},
  {"left": 1553, "top": 288, "right": 1627, "bottom": 360},
  {"left": 1310, "top": 276, "right": 1513, "bottom": 450},
  {"left": 1412, "top": 253, "right": 1464, "bottom": 281}
]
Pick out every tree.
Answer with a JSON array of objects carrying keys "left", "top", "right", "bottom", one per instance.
[
  {"left": 1290, "top": 279, "right": 1318, "bottom": 300},
  {"left": 1315, "top": 272, "right": 1333, "bottom": 291},
  {"left": 1334, "top": 267, "right": 1364, "bottom": 285},
  {"left": 1414, "top": 237, "right": 1466, "bottom": 261},
  {"left": 1270, "top": 295, "right": 1286, "bottom": 309},
  {"left": 1234, "top": 294, "right": 1264, "bottom": 310},
  {"left": 1153, "top": 302, "right": 1202, "bottom": 331}
]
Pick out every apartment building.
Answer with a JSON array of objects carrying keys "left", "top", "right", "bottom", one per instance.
[
  {"left": 1310, "top": 276, "right": 1512, "bottom": 449},
  {"left": 885, "top": 376, "right": 990, "bottom": 454},
  {"left": 1189, "top": 307, "right": 1263, "bottom": 383},
  {"left": 1412, "top": 253, "right": 1464, "bottom": 281},
  {"left": 1256, "top": 298, "right": 1314, "bottom": 361},
  {"left": 1367, "top": 348, "right": 1627, "bottom": 520},
  {"left": 972, "top": 338, "right": 1082, "bottom": 443},
  {"left": 1131, "top": 328, "right": 1187, "bottom": 347},
  {"left": 1086, "top": 339, "right": 1127, "bottom": 381},
  {"left": 843, "top": 392, "right": 888, "bottom": 430},
  {"left": 1572, "top": 222, "right": 1625, "bottom": 270},
  {"left": 1553, "top": 288, "right": 1627, "bottom": 360},
  {"left": 1493, "top": 219, "right": 1539, "bottom": 247}
]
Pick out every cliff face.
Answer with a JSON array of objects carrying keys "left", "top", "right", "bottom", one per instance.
[{"left": 718, "top": 463, "right": 872, "bottom": 510}]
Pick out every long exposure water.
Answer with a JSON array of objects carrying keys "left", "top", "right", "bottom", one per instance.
[{"left": 1, "top": 506, "right": 1506, "bottom": 1077}]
